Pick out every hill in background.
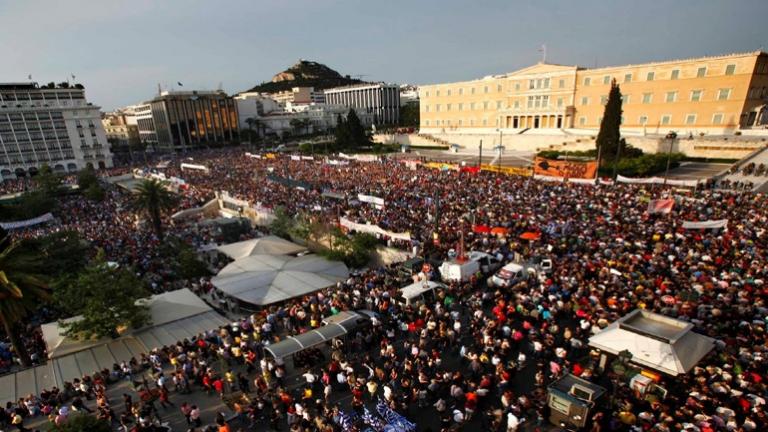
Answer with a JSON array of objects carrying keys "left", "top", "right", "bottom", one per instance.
[{"left": 244, "top": 60, "right": 365, "bottom": 94}]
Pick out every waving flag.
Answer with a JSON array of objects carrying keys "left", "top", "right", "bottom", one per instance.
[
  {"left": 647, "top": 199, "right": 675, "bottom": 214},
  {"left": 362, "top": 407, "right": 386, "bottom": 431}
]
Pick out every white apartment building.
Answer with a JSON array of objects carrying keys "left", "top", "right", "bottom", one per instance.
[
  {"left": 234, "top": 92, "right": 373, "bottom": 138},
  {"left": 0, "top": 82, "right": 112, "bottom": 179},
  {"left": 271, "top": 87, "right": 326, "bottom": 106},
  {"left": 324, "top": 83, "right": 400, "bottom": 125}
]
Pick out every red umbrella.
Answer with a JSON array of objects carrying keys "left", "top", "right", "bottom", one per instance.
[
  {"left": 491, "top": 227, "right": 509, "bottom": 236},
  {"left": 519, "top": 232, "right": 541, "bottom": 241},
  {"left": 473, "top": 225, "right": 492, "bottom": 234}
]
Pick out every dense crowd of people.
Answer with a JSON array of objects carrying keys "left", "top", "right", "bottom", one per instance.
[{"left": 0, "top": 148, "right": 766, "bottom": 432}]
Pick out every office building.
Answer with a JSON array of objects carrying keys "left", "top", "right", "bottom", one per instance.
[
  {"left": 0, "top": 82, "right": 113, "bottom": 179},
  {"left": 419, "top": 51, "right": 768, "bottom": 135},
  {"left": 324, "top": 83, "right": 400, "bottom": 125},
  {"left": 271, "top": 87, "right": 325, "bottom": 106},
  {"left": 140, "top": 90, "right": 239, "bottom": 151},
  {"left": 102, "top": 107, "right": 139, "bottom": 147}
]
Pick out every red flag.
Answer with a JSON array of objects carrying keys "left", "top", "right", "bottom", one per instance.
[
  {"left": 473, "top": 224, "right": 492, "bottom": 234},
  {"left": 460, "top": 166, "right": 481, "bottom": 174},
  {"left": 648, "top": 199, "right": 674, "bottom": 214}
]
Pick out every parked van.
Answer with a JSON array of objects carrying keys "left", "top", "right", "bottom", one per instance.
[
  {"left": 439, "top": 251, "right": 501, "bottom": 282},
  {"left": 397, "top": 281, "right": 447, "bottom": 307}
]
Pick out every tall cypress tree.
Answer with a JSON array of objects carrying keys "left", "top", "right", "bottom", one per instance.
[
  {"left": 595, "top": 79, "right": 623, "bottom": 165},
  {"left": 345, "top": 109, "right": 370, "bottom": 149}
]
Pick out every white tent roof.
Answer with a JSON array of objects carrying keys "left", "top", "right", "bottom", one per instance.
[
  {"left": 211, "top": 254, "right": 348, "bottom": 306},
  {"left": 588, "top": 309, "right": 715, "bottom": 376},
  {"left": 2, "top": 289, "right": 227, "bottom": 405},
  {"left": 216, "top": 236, "right": 307, "bottom": 259}
]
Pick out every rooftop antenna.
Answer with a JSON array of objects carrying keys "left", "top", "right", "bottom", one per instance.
[
  {"left": 539, "top": 44, "right": 547, "bottom": 63},
  {"left": 157, "top": 83, "right": 162, "bottom": 95}
]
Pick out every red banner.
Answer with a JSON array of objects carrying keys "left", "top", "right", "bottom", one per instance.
[
  {"left": 534, "top": 157, "right": 597, "bottom": 179},
  {"left": 460, "top": 166, "right": 481, "bottom": 174}
]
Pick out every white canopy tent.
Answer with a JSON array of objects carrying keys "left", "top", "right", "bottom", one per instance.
[
  {"left": 216, "top": 236, "right": 307, "bottom": 260},
  {"left": 588, "top": 309, "right": 715, "bottom": 376},
  {"left": 1, "top": 289, "right": 228, "bottom": 405},
  {"left": 211, "top": 254, "right": 348, "bottom": 306}
]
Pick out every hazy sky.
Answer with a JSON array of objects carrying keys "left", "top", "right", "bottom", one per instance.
[{"left": 1, "top": 0, "right": 766, "bottom": 110}]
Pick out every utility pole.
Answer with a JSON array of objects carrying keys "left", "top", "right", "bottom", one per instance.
[
  {"left": 663, "top": 136, "right": 675, "bottom": 185},
  {"left": 478, "top": 140, "right": 483, "bottom": 167}
]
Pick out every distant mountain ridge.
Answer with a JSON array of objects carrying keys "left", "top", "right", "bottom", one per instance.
[{"left": 245, "top": 60, "right": 365, "bottom": 94}]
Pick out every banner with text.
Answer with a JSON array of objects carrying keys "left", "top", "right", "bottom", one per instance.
[
  {"left": 340, "top": 217, "right": 411, "bottom": 241},
  {"left": 533, "top": 157, "right": 597, "bottom": 179}
]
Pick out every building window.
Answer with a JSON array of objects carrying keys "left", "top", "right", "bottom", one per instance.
[
  {"left": 482, "top": 119, "right": 487, "bottom": 126},
  {"left": 543, "top": 78, "right": 550, "bottom": 88},
  {"left": 529, "top": 80, "right": 535, "bottom": 90},
  {"left": 458, "top": 119, "right": 462, "bottom": 126},
  {"left": 496, "top": 101, "right": 502, "bottom": 109},
  {"left": 725, "top": 64, "right": 736, "bottom": 75},
  {"left": 600, "top": 96, "right": 607, "bottom": 105},
  {"left": 424, "top": 105, "right": 429, "bottom": 112},
  {"left": 515, "top": 83, "right": 520, "bottom": 91},
  {"left": 435, "top": 90, "right": 440, "bottom": 97},
  {"left": 424, "top": 91, "right": 429, "bottom": 97},
  {"left": 685, "top": 114, "right": 697, "bottom": 125},
  {"left": 581, "top": 96, "right": 589, "bottom": 105},
  {"left": 717, "top": 88, "right": 731, "bottom": 100},
  {"left": 642, "top": 93, "right": 652, "bottom": 104},
  {"left": 557, "top": 97, "right": 563, "bottom": 108},
  {"left": 579, "top": 117, "right": 586, "bottom": 126},
  {"left": 624, "top": 73, "right": 632, "bottom": 83},
  {"left": 514, "top": 100, "right": 520, "bottom": 108},
  {"left": 425, "top": 120, "right": 430, "bottom": 126},
  {"left": 470, "top": 87, "right": 475, "bottom": 95},
  {"left": 603, "top": 75, "right": 611, "bottom": 85},
  {"left": 583, "top": 77, "right": 591, "bottom": 86},
  {"left": 690, "top": 90, "right": 703, "bottom": 102},
  {"left": 598, "top": 117, "right": 603, "bottom": 125},
  {"left": 446, "top": 89, "right": 451, "bottom": 96},
  {"left": 559, "top": 79, "right": 565, "bottom": 89},
  {"left": 696, "top": 67, "right": 707, "bottom": 77},
  {"left": 458, "top": 88, "right": 463, "bottom": 95},
  {"left": 646, "top": 71, "right": 655, "bottom": 81},
  {"left": 483, "top": 101, "right": 489, "bottom": 110},
  {"left": 484, "top": 86, "right": 489, "bottom": 94},
  {"left": 435, "top": 104, "right": 440, "bottom": 112},
  {"left": 446, "top": 104, "right": 451, "bottom": 111},
  {"left": 661, "top": 115, "right": 671, "bottom": 125},
  {"left": 712, "top": 113, "right": 724, "bottom": 125},
  {"left": 670, "top": 69, "right": 680, "bottom": 80},
  {"left": 497, "top": 84, "right": 502, "bottom": 92},
  {"left": 458, "top": 103, "right": 463, "bottom": 111},
  {"left": 665, "top": 91, "right": 677, "bottom": 103},
  {"left": 622, "top": 95, "right": 630, "bottom": 104},
  {"left": 639, "top": 115, "right": 648, "bottom": 125}
]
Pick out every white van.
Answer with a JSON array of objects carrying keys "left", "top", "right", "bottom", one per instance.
[
  {"left": 439, "top": 251, "right": 501, "bottom": 282},
  {"left": 398, "top": 281, "right": 447, "bottom": 307},
  {"left": 488, "top": 262, "right": 527, "bottom": 288}
]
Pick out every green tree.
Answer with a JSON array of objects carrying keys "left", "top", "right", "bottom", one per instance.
[
  {"left": 0, "top": 231, "right": 50, "bottom": 366},
  {"left": 399, "top": 102, "right": 420, "bottom": 127},
  {"left": 77, "top": 165, "right": 99, "bottom": 190},
  {"left": 595, "top": 79, "right": 623, "bottom": 165},
  {"left": 345, "top": 109, "right": 371, "bottom": 149},
  {"left": 269, "top": 207, "right": 295, "bottom": 240},
  {"left": 21, "top": 230, "right": 89, "bottom": 277},
  {"left": 36, "top": 164, "right": 62, "bottom": 197},
  {"left": 84, "top": 183, "right": 105, "bottom": 201},
  {"left": 334, "top": 114, "right": 350, "bottom": 149},
  {"left": 52, "top": 413, "right": 112, "bottom": 432},
  {"left": 54, "top": 252, "right": 150, "bottom": 340},
  {"left": 132, "top": 179, "right": 178, "bottom": 239}
]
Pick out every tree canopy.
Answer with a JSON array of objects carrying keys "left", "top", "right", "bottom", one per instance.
[
  {"left": 54, "top": 251, "right": 150, "bottom": 340},
  {"left": 595, "top": 80, "right": 624, "bottom": 163},
  {"left": 334, "top": 109, "right": 371, "bottom": 150},
  {"left": 132, "top": 179, "right": 178, "bottom": 239}
]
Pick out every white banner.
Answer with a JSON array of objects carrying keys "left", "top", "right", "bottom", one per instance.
[
  {"left": 0, "top": 212, "right": 54, "bottom": 230},
  {"left": 301, "top": 156, "right": 314, "bottom": 161},
  {"left": 357, "top": 194, "right": 385, "bottom": 206},
  {"left": 339, "top": 153, "right": 378, "bottom": 162},
  {"left": 290, "top": 155, "right": 301, "bottom": 161},
  {"left": 180, "top": 163, "right": 209, "bottom": 172},
  {"left": 533, "top": 175, "right": 597, "bottom": 185},
  {"left": 682, "top": 219, "right": 728, "bottom": 230},
  {"left": 616, "top": 175, "right": 700, "bottom": 187},
  {"left": 245, "top": 152, "right": 262, "bottom": 159},
  {"left": 339, "top": 217, "right": 411, "bottom": 241},
  {"left": 327, "top": 160, "right": 349, "bottom": 166}
]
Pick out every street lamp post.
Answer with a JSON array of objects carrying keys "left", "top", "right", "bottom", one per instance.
[{"left": 663, "top": 135, "right": 675, "bottom": 185}]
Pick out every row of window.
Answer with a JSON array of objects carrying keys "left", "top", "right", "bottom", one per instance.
[
  {"left": 423, "top": 118, "right": 499, "bottom": 127},
  {"left": 582, "top": 64, "right": 736, "bottom": 86},
  {"left": 424, "top": 100, "right": 505, "bottom": 112},
  {"left": 580, "top": 88, "right": 733, "bottom": 106},
  {"left": 579, "top": 113, "right": 730, "bottom": 126},
  {"left": 425, "top": 83, "right": 504, "bottom": 98}
]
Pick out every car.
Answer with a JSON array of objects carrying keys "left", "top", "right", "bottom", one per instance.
[{"left": 487, "top": 257, "right": 553, "bottom": 288}]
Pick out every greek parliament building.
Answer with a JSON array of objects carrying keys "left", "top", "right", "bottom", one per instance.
[
  {"left": 136, "top": 90, "right": 239, "bottom": 152},
  {"left": 419, "top": 51, "right": 768, "bottom": 136},
  {"left": 324, "top": 83, "right": 400, "bottom": 125},
  {"left": 0, "top": 83, "right": 113, "bottom": 179}
]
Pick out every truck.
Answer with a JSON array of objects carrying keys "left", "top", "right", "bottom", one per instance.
[
  {"left": 487, "top": 257, "right": 553, "bottom": 288},
  {"left": 439, "top": 251, "right": 502, "bottom": 282}
]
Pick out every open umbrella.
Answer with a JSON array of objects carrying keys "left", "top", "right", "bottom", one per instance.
[
  {"left": 491, "top": 227, "right": 509, "bottom": 236},
  {"left": 519, "top": 232, "right": 541, "bottom": 241}
]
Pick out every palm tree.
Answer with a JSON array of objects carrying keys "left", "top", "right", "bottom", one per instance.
[
  {"left": 0, "top": 230, "right": 50, "bottom": 367},
  {"left": 132, "top": 179, "right": 177, "bottom": 239}
]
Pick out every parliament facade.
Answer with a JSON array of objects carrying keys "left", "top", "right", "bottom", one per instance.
[{"left": 419, "top": 51, "right": 768, "bottom": 135}]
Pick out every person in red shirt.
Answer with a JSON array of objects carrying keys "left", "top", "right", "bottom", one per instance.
[{"left": 213, "top": 378, "right": 224, "bottom": 399}]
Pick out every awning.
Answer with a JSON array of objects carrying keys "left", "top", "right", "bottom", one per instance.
[{"left": 264, "top": 311, "right": 368, "bottom": 359}]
